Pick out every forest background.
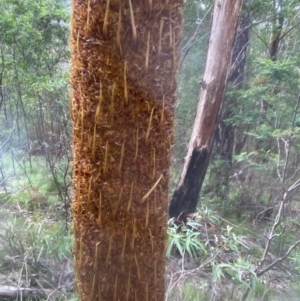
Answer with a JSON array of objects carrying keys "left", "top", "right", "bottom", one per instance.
[{"left": 0, "top": 0, "right": 300, "bottom": 300}]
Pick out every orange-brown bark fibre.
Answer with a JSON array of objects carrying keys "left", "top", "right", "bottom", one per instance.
[{"left": 70, "top": 1, "right": 183, "bottom": 300}]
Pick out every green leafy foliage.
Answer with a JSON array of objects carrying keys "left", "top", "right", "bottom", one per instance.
[
  {"left": 167, "top": 222, "right": 207, "bottom": 258},
  {"left": 0, "top": 214, "right": 74, "bottom": 296},
  {"left": 0, "top": 0, "right": 299, "bottom": 300},
  {"left": 165, "top": 208, "right": 276, "bottom": 300}
]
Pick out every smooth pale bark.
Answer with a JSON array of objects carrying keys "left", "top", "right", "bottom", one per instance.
[
  {"left": 70, "top": 1, "right": 183, "bottom": 300},
  {"left": 216, "top": 2, "right": 251, "bottom": 161},
  {"left": 213, "top": 0, "right": 251, "bottom": 200},
  {"left": 169, "top": 0, "right": 242, "bottom": 219}
]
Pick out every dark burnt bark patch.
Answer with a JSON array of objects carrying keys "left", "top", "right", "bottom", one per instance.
[{"left": 169, "top": 147, "right": 210, "bottom": 219}]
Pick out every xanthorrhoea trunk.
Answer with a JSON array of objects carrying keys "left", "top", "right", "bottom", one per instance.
[
  {"left": 70, "top": 1, "right": 183, "bottom": 300},
  {"left": 169, "top": 0, "right": 242, "bottom": 219}
]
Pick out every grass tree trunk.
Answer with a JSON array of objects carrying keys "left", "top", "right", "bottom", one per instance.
[
  {"left": 70, "top": 1, "right": 183, "bottom": 300},
  {"left": 169, "top": 0, "right": 242, "bottom": 219}
]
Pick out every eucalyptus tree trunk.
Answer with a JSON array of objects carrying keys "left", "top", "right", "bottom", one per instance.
[
  {"left": 213, "top": 1, "right": 251, "bottom": 201},
  {"left": 269, "top": 0, "right": 284, "bottom": 61},
  {"left": 169, "top": 0, "right": 242, "bottom": 219},
  {"left": 70, "top": 1, "right": 183, "bottom": 300}
]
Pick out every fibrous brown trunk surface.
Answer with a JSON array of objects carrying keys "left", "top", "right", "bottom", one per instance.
[
  {"left": 169, "top": 0, "right": 242, "bottom": 219},
  {"left": 70, "top": 1, "right": 183, "bottom": 300}
]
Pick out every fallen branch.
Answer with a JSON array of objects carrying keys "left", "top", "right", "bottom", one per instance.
[
  {"left": 0, "top": 285, "right": 50, "bottom": 300},
  {"left": 257, "top": 239, "right": 300, "bottom": 277}
]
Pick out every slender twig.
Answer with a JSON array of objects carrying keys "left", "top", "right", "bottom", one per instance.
[
  {"left": 179, "top": 5, "right": 213, "bottom": 69},
  {"left": 278, "top": 20, "right": 300, "bottom": 42},
  {"left": 0, "top": 126, "right": 14, "bottom": 149},
  {"left": 257, "top": 239, "right": 300, "bottom": 276}
]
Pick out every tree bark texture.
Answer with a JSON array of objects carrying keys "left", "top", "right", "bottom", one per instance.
[
  {"left": 215, "top": 1, "right": 251, "bottom": 163},
  {"left": 269, "top": 5, "right": 284, "bottom": 61},
  {"left": 70, "top": 1, "right": 183, "bottom": 300},
  {"left": 169, "top": 0, "right": 242, "bottom": 219}
]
